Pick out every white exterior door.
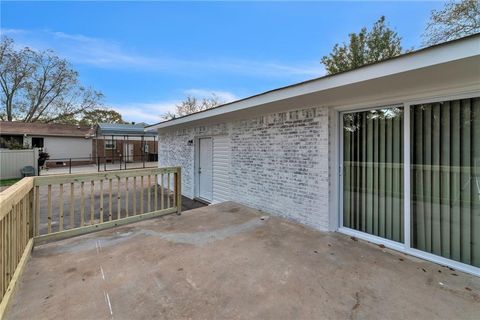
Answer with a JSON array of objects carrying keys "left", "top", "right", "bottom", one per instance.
[
  {"left": 212, "top": 136, "right": 231, "bottom": 203},
  {"left": 198, "top": 137, "right": 213, "bottom": 201},
  {"left": 123, "top": 143, "right": 134, "bottom": 162}
]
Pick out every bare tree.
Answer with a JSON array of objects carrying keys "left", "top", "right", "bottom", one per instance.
[
  {"left": 423, "top": 0, "right": 480, "bottom": 46},
  {"left": 162, "top": 94, "right": 223, "bottom": 120},
  {"left": 0, "top": 36, "right": 103, "bottom": 122},
  {"left": 0, "top": 37, "right": 35, "bottom": 121}
]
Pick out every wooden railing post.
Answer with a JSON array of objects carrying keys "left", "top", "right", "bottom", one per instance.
[
  {"left": 0, "top": 177, "right": 35, "bottom": 315},
  {"left": 175, "top": 167, "right": 182, "bottom": 215},
  {"left": 28, "top": 189, "right": 34, "bottom": 238},
  {"left": 34, "top": 186, "right": 40, "bottom": 237}
]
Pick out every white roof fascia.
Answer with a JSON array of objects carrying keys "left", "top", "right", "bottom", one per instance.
[{"left": 149, "top": 35, "right": 480, "bottom": 130}]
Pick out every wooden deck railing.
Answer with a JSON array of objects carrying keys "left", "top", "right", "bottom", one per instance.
[
  {"left": 0, "top": 177, "right": 34, "bottom": 313},
  {"left": 33, "top": 167, "right": 182, "bottom": 242},
  {"left": 0, "top": 166, "right": 181, "bottom": 315}
]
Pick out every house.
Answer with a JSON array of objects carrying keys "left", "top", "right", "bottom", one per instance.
[
  {"left": 149, "top": 34, "right": 480, "bottom": 275},
  {"left": 0, "top": 121, "right": 95, "bottom": 166},
  {"left": 0, "top": 121, "right": 159, "bottom": 169},
  {"left": 92, "top": 123, "right": 158, "bottom": 164}
]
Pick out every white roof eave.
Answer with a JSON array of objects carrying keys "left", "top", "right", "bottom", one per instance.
[{"left": 148, "top": 34, "right": 480, "bottom": 130}]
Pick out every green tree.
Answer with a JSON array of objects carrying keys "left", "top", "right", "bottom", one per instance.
[
  {"left": 321, "top": 16, "right": 404, "bottom": 75},
  {"left": 423, "top": 0, "right": 480, "bottom": 46},
  {"left": 79, "top": 108, "right": 125, "bottom": 126},
  {"left": 51, "top": 108, "right": 124, "bottom": 126}
]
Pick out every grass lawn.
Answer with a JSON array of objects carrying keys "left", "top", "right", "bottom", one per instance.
[{"left": 0, "top": 178, "right": 21, "bottom": 187}]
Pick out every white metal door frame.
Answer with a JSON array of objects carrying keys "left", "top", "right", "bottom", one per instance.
[{"left": 195, "top": 136, "right": 213, "bottom": 202}]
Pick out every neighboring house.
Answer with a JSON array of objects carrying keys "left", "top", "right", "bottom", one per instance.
[
  {"left": 0, "top": 121, "right": 95, "bottom": 166},
  {"left": 149, "top": 34, "right": 480, "bottom": 275},
  {"left": 0, "top": 122, "right": 159, "bottom": 168},
  {"left": 93, "top": 123, "right": 158, "bottom": 164}
]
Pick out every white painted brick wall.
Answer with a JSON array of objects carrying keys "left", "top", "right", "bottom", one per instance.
[
  {"left": 158, "top": 124, "right": 228, "bottom": 199},
  {"left": 158, "top": 106, "right": 330, "bottom": 231}
]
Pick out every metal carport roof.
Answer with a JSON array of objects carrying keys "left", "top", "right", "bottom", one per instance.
[{"left": 96, "top": 123, "right": 157, "bottom": 137}]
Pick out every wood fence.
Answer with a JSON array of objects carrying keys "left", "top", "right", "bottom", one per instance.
[
  {"left": 0, "top": 166, "right": 181, "bottom": 317},
  {"left": 0, "top": 177, "right": 34, "bottom": 316}
]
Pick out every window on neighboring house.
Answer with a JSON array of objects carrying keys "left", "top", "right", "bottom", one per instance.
[
  {"left": 0, "top": 135, "right": 23, "bottom": 148},
  {"left": 105, "top": 139, "right": 116, "bottom": 149},
  {"left": 32, "top": 137, "right": 44, "bottom": 148}
]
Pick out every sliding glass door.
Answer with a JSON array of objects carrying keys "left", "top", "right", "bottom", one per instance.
[
  {"left": 342, "top": 107, "right": 404, "bottom": 242},
  {"left": 341, "top": 96, "right": 480, "bottom": 269},
  {"left": 411, "top": 97, "right": 480, "bottom": 267}
]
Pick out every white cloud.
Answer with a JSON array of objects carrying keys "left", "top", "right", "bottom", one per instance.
[
  {"left": 2, "top": 28, "right": 156, "bottom": 68},
  {"left": 1, "top": 28, "right": 26, "bottom": 36},
  {"left": 110, "top": 88, "right": 238, "bottom": 124},
  {"left": 2, "top": 28, "right": 325, "bottom": 123},
  {"left": 2, "top": 28, "right": 325, "bottom": 77},
  {"left": 183, "top": 89, "right": 238, "bottom": 102},
  {"left": 209, "top": 59, "right": 324, "bottom": 77},
  {"left": 110, "top": 100, "right": 177, "bottom": 124}
]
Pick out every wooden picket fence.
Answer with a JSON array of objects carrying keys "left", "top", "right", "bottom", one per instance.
[
  {"left": 0, "top": 177, "right": 34, "bottom": 313},
  {"left": 0, "top": 167, "right": 182, "bottom": 316}
]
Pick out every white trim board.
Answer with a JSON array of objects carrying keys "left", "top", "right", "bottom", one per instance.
[{"left": 338, "top": 227, "right": 480, "bottom": 277}]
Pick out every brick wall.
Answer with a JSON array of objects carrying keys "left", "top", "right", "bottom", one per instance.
[
  {"left": 158, "top": 106, "right": 330, "bottom": 231},
  {"left": 92, "top": 139, "right": 157, "bottom": 163},
  {"left": 158, "top": 124, "right": 229, "bottom": 199}
]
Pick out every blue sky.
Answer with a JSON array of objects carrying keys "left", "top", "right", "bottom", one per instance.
[{"left": 1, "top": 1, "right": 445, "bottom": 124}]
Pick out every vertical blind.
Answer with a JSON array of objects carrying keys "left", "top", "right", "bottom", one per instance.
[
  {"left": 343, "top": 107, "right": 404, "bottom": 243},
  {"left": 411, "top": 97, "right": 480, "bottom": 267}
]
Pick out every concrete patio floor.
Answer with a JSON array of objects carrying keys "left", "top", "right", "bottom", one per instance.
[{"left": 5, "top": 202, "right": 480, "bottom": 320}]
